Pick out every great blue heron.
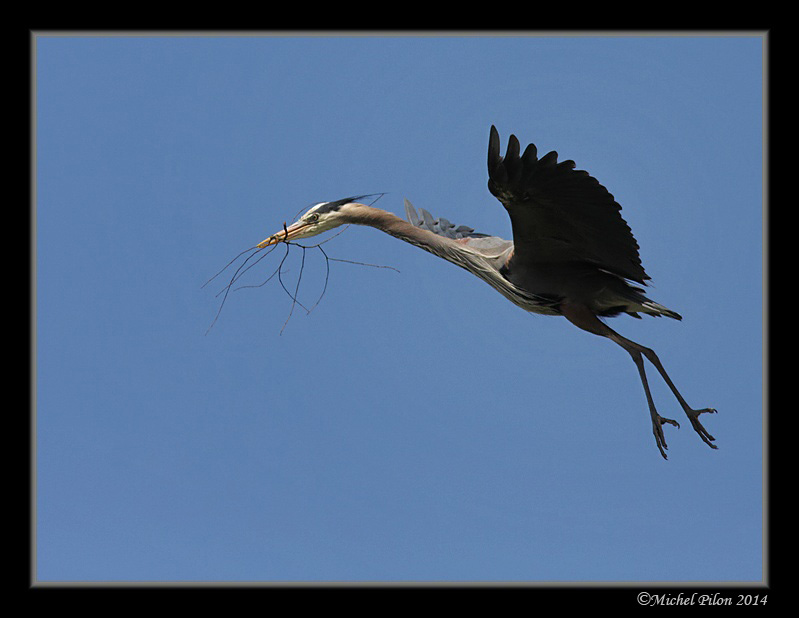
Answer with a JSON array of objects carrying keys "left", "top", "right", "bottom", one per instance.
[{"left": 255, "top": 126, "right": 716, "bottom": 459}]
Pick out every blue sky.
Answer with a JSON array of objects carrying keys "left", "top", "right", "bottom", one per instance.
[{"left": 35, "top": 34, "right": 764, "bottom": 584}]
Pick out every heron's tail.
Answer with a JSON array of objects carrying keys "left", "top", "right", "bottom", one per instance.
[
  {"left": 617, "top": 285, "right": 682, "bottom": 320},
  {"left": 637, "top": 300, "right": 682, "bottom": 320}
]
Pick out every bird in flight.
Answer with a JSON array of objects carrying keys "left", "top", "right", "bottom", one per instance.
[{"left": 255, "top": 126, "right": 716, "bottom": 459}]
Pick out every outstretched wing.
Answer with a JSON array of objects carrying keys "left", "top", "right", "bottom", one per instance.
[{"left": 487, "top": 125, "right": 649, "bottom": 284}]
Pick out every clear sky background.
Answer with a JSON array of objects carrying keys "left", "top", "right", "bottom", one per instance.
[{"left": 35, "top": 34, "right": 763, "bottom": 584}]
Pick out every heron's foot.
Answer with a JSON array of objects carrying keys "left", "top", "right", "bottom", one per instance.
[
  {"left": 684, "top": 407, "right": 718, "bottom": 450},
  {"left": 651, "top": 413, "right": 680, "bottom": 460}
]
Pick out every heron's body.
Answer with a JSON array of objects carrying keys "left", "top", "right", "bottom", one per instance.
[{"left": 255, "top": 126, "right": 716, "bottom": 458}]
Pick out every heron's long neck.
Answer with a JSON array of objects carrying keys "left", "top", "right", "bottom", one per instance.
[
  {"left": 346, "top": 203, "right": 540, "bottom": 311},
  {"left": 347, "top": 206, "right": 453, "bottom": 260}
]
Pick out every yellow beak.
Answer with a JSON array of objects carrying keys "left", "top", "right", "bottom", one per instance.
[{"left": 256, "top": 220, "right": 311, "bottom": 249}]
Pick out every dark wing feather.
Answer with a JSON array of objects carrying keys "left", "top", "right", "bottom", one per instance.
[{"left": 487, "top": 125, "right": 649, "bottom": 284}]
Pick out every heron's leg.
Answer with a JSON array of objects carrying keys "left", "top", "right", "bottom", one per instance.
[
  {"left": 605, "top": 332, "right": 717, "bottom": 450},
  {"left": 559, "top": 302, "right": 693, "bottom": 459},
  {"left": 621, "top": 342, "right": 679, "bottom": 459}
]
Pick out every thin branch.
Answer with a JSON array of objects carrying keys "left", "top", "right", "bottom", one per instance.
[
  {"left": 205, "top": 246, "right": 268, "bottom": 335},
  {"left": 215, "top": 245, "right": 278, "bottom": 296},
  {"left": 326, "top": 256, "right": 400, "bottom": 273},
  {"left": 277, "top": 244, "right": 311, "bottom": 316},
  {"left": 308, "top": 245, "right": 331, "bottom": 313},
  {"left": 201, "top": 246, "right": 260, "bottom": 289},
  {"left": 204, "top": 195, "right": 397, "bottom": 334},
  {"left": 280, "top": 245, "right": 307, "bottom": 335}
]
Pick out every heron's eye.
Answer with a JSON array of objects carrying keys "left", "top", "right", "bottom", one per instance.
[{"left": 307, "top": 213, "right": 320, "bottom": 223}]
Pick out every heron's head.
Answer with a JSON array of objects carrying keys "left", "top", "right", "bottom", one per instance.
[{"left": 257, "top": 196, "right": 371, "bottom": 248}]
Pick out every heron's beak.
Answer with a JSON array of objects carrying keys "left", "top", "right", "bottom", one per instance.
[{"left": 256, "top": 220, "right": 311, "bottom": 249}]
